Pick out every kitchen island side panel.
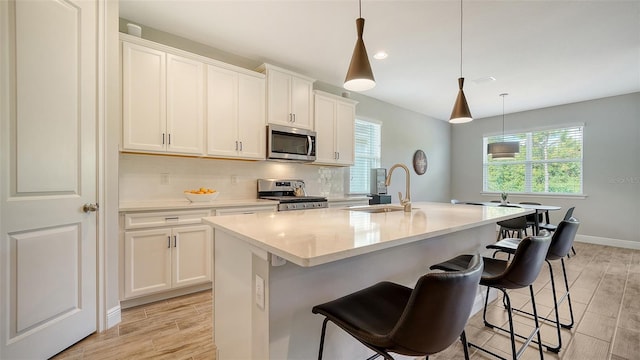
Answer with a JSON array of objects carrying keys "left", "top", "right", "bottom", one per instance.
[{"left": 213, "top": 223, "right": 496, "bottom": 359}]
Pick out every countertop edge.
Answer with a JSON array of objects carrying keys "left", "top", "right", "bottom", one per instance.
[{"left": 203, "top": 205, "right": 533, "bottom": 267}]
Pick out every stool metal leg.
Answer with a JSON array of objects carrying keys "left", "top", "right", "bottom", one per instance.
[
  {"left": 479, "top": 286, "right": 544, "bottom": 360},
  {"left": 510, "top": 258, "right": 575, "bottom": 352},
  {"left": 460, "top": 331, "right": 470, "bottom": 360},
  {"left": 318, "top": 318, "right": 329, "bottom": 360}
]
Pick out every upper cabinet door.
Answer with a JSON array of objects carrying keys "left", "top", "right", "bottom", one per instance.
[
  {"left": 312, "top": 91, "right": 357, "bottom": 166},
  {"left": 260, "top": 64, "right": 315, "bottom": 130},
  {"left": 122, "top": 42, "right": 166, "bottom": 152},
  {"left": 335, "top": 101, "right": 355, "bottom": 165},
  {"left": 290, "top": 76, "right": 314, "bottom": 129},
  {"left": 166, "top": 54, "right": 204, "bottom": 155},
  {"left": 266, "top": 68, "right": 292, "bottom": 127},
  {"left": 314, "top": 94, "right": 337, "bottom": 164},
  {"left": 206, "top": 65, "right": 239, "bottom": 158},
  {"left": 237, "top": 74, "right": 266, "bottom": 159}
]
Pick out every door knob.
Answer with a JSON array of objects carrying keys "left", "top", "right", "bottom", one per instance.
[{"left": 83, "top": 203, "right": 99, "bottom": 213}]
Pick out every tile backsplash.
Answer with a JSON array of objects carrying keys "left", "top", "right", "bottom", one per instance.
[{"left": 119, "top": 153, "right": 346, "bottom": 202}]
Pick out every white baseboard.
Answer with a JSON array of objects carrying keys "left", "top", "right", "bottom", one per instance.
[
  {"left": 575, "top": 234, "right": 640, "bottom": 250},
  {"left": 106, "top": 305, "right": 121, "bottom": 329}
]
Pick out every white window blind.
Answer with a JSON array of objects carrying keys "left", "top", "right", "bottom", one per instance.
[
  {"left": 350, "top": 119, "right": 381, "bottom": 194},
  {"left": 483, "top": 125, "right": 584, "bottom": 195}
]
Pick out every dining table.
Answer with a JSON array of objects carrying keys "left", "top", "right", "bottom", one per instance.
[{"left": 463, "top": 201, "right": 562, "bottom": 235}]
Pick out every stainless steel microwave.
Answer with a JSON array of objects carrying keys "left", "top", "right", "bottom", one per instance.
[{"left": 267, "top": 124, "right": 316, "bottom": 162}]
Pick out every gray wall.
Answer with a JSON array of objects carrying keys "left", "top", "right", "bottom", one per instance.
[{"left": 451, "top": 93, "right": 640, "bottom": 244}]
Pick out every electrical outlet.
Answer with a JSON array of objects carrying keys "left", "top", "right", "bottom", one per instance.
[
  {"left": 255, "top": 274, "right": 265, "bottom": 309},
  {"left": 160, "top": 173, "right": 170, "bottom": 185}
]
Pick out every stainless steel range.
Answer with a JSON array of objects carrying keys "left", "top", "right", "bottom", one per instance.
[{"left": 258, "top": 179, "right": 328, "bottom": 211}]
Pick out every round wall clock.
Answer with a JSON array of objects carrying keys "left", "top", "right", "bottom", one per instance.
[{"left": 412, "top": 150, "right": 428, "bottom": 175}]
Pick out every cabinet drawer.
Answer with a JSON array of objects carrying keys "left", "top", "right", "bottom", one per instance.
[{"left": 124, "top": 210, "right": 211, "bottom": 229}]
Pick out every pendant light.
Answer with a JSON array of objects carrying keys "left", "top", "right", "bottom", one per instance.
[
  {"left": 449, "top": 0, "right": 473, "bottom": 123},
  {"left": 344, "top": 0, "right": 375, "bottom": 91},
  {"left": 487, "top": 93, "right": 520, "bottom": 159}
]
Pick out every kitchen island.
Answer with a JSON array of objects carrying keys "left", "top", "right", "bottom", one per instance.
[{"left": 203, "top": 201, "right": 531, "bottom": 360}]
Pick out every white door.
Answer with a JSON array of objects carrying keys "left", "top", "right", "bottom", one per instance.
[{"left": 0, "top": 0, "right": 98, "bottom": 359}]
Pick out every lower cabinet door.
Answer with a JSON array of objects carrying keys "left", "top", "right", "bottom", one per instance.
[
  {"left": 124, "top": 228, "right": 172, "bottom": 298},
  {"left": 172, "top": 225, "right": 212, "bottom": 288}
]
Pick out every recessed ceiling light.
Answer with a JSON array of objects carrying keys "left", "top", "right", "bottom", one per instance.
[
  {"left": 373, "top": 51, "right": 388, "bottom": 60},
  {"left": 473, "top": 76, "right": 497, "bottom": 84}
]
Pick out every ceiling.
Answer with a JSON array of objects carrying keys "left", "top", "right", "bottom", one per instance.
[{"left": 119, "top": 0, "right": 640, "bottom": 121}]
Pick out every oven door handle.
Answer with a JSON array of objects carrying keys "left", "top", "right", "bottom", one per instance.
[{"left": 307, "top": 135, "right": 313, "bottom": 156}]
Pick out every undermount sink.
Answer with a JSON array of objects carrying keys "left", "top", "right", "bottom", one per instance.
[{"left": 346, "top": 205, "right": 407, "bottom": 213}]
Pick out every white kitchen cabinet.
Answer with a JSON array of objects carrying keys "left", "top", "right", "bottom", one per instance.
[
  {"left": 258, "top": 63, "right": 315, "bottom": 130},
  {"left": 313, "top": 91, "right": 357, "bottom": 166},
  {"left": 122, "top": 41, "right": 204, "bottom": 155},
  {"left": 122, "top": 210, "right": 212, "bottom": 299},
  {"left": 206, "top": 65, "right": 265, "bottom": 159}
]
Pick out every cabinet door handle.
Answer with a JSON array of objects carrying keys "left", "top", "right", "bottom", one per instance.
[
  {"left": 288, "top": 113, "right": 292, "bottom": 122},
  {"left": 167, "top": 236, "right": 171, "bottom": 249},
  {"left": 174, "top": 235, "right": 177, "bottom": 248},
  {"left": 239, "top": 141, "right": 243, "bottom": 151},
  {"left": 162, "top": 133, "right": 165, "bottom": 145},
  {"left": 168, "top": 133, "right": 171, "bottom": 145},
  {"left": 292, "top": 113, "right": 296, "bottom": 123},
  {"left": 337, "top": 152, "right": 340, "bottom": 160},
  {"left": 235, "top": 141, "right": 238, "bottom": 150}
]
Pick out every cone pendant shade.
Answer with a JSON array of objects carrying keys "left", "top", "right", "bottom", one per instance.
[
  {"left": 344, "top": 18, "right": 375, "bottom": 91},
  {"left": 449, "top": 77, "right": 472, "bottom": 123}
]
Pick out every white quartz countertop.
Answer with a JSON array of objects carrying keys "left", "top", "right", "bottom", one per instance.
[
  {"left": 119, "top": 199, "right": 278, "bottom": 212},
  {"left": 202, "top": 201, "right": 533, "bottom": 267}
]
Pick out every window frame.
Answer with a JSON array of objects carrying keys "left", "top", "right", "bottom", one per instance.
[
  {"left": 482, "top": 124, "right": 585, "bottom": 197},
  {"left": 349, "top": 118, "right": 382, "bottom": 195}
]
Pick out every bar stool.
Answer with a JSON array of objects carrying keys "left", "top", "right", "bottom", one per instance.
[
  {"left": 487, "top": 218, "right": 580, "bottom": 353},
  {"left": 539, "top": 206, "right": 576, "bottom": 256},
  {"left": 431, "top": 234, "right": 552, "bottom": 360},
  {"left": 311, "top": 253, "right": 483, "bottom": 360}
]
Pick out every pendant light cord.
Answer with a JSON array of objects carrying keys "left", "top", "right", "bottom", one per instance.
[
  {"left": 501, "top": 93, "right": 508, "bottom": 141},
  {"left": 460, "top": 0, "right": 463, "bottom": 77},
  {"left": 359, "top": 0, "right": 362, "bottom": 18}
]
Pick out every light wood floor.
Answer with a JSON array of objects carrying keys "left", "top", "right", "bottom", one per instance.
[{"left": 52, "top": 242, "right": 640, "bottom": 360}]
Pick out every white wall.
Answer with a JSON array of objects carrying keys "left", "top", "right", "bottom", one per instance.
[{"left": 451, "top": 93, "right": 640, "bottom": 244}]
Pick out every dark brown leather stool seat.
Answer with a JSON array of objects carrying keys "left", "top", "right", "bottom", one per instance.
[{"left": 312, "top": 253, "right": 483, "bottom": 360}]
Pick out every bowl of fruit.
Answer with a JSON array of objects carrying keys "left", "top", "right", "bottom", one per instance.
[{"left": 184, "top": 188, "right": 219, "bottom": 202}]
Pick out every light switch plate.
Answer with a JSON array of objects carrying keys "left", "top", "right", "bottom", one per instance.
[{"left": 255, "top": 274, "right": 265, "bottom": 309}]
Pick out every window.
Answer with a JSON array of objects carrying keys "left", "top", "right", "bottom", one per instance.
[
  {"left": 483, "top": 125, "right": 583, "bottom": 195},
  {"left": 350, "top": 119, "right": 381, "bottom": 194}
]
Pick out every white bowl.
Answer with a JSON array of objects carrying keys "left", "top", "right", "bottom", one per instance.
[{"left": 184, "top": 191, "right": 219, "bottom": 202}]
